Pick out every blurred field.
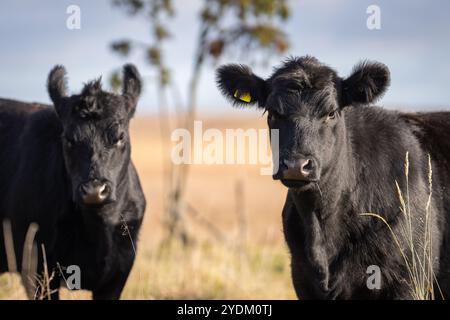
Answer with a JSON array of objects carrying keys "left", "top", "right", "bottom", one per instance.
[{"left": 0, "top": 115, "right": 296, "bottom": 300}]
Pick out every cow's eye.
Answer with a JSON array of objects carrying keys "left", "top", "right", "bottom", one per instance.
[
  {"left": 327, "top": 110, "right": 337, "bottom": 120},
  {"left": 113, "top": 132, "right": 125, "bottom": 147}
]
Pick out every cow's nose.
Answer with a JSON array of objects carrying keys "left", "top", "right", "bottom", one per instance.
[
  {"left": 79, "top": 180, "right": 109, "bottom": 205},
  {"left": 282, "top": 158, "right": 317, "bottom": 180}
]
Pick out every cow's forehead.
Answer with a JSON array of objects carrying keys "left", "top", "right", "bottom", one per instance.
[
  {"left": 66, "top": 87, "right": 127, "bottom": 119},
  {"left": 266, "top": 79, "right": 338, "bottom": 115},
  {"left": 263, "top": 58, "right": 339, "bottom": 114},
  {"left": 64, "top": 116, "right": 124, "bottom": 136},
  {"left": 269, "top": 61, "right": 337, "bottom": 91}
]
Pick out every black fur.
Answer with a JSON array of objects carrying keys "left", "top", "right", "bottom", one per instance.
[
  {"left": 217, "top": 56, "right": 450, "bottom": 299},
  {"left": 0, "top": 64, "right": 146, "bottom": 300}
]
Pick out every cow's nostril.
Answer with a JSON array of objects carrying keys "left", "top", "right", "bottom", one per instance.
[
  {"left": 303, "top": 159, "right": 312, "bottom": 170},
  {"left": 300, "top": 159, "right": 314, "bottom": 175},
  {"left": 79, "top": 184, "right": 88, "bottom": 195},
  {"left": 99, "top": 184, "right": 108, "bottom": 197},
  {"left": 98, "top": 184, "right": 109, "bottom": 201}
]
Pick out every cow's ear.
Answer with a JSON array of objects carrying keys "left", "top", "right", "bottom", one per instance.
[
  {"left": 47, "top": 65, "right": 69, "bottom": 116},
  {"left": 122, "top": 64, "right": 142, "bottom": 118},
  {"left": 216, "top": 64, "right": 267, "bottom": 107},
  {"left": 341, "top": 61, "right": 390, "bottom": 107}
]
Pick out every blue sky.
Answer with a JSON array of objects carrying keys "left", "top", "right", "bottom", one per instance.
[{"left": 0, "top": 0, "right": 449, "bottom": 114}]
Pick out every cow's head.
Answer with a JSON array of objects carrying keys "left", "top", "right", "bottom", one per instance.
[
  {"left": 47, "top": 64, "right": 141, "bottom": 206},
  {"left": 217, "top": 56, "right": 390, "bottom": 190}
]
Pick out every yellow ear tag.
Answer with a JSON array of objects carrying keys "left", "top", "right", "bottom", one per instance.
[{"left": 234, "top": 90, "right": 252, "bottom": 103}]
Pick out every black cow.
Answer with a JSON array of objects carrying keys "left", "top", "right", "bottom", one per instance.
[
  {"left": 217, "top": 56, "right": 450, "bottom": 299},
  {"left": 0, "top": 64, "right": 146, "bottom": 300}
]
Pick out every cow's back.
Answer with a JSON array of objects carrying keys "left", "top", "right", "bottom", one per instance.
[
  {"left": 0, "top": 98, "right": 47, "bottom": 138},
  {"left": 0, "top": 99, "right": 36, "bottom": 167}
]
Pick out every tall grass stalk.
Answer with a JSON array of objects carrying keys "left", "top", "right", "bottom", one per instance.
[{"left": 362, "top": 152, "right": 442, "bottom": 299}]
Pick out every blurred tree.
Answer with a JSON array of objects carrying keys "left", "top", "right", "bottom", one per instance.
[{"left": 110, "top": 0, "right": 291, "bottom": 244}]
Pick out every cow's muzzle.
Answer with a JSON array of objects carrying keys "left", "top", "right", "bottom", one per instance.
[
  {"left": 78, "top": 179, "right": 111, "bottom": 205},
  {"left": 273, "top": 157, "right": 319, "bottom": 188}
]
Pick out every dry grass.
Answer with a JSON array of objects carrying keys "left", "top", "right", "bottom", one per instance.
[
  {"left": 0, "top": 274, "right": 27, "bottom": 300},
  {"left": 0, "top": 114, "right": 296, "bottom": 300}
]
